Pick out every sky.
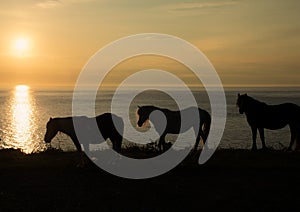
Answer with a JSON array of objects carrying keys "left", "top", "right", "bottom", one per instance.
[{"left": 0, "top": 0, "right": 300, "bottom": 88}]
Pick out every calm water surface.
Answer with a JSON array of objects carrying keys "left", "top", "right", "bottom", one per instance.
[{"left": 1, "top": 86, "right": 300, "bottom": 153}]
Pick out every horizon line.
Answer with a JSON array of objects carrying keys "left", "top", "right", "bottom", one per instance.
[{"left": 1, "top": 83, "right": 300, "bottom": 91}]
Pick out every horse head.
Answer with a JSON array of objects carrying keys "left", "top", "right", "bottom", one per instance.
[
  {"left": 236, "top": 93, "right": 248, "bottom": 114},
  {"left": 137, "top": 106, "right": 155, "bottom": 127},
  {"left": 44, "top": 118, "right": 59, "bottom": 143}
]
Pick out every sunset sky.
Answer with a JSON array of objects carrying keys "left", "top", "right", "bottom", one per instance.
[{"left": 0, "top": 0, "right": 300, "bottom": 88}]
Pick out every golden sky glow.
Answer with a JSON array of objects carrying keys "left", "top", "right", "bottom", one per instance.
[{"left": 0, "top": 0, "right": 300, "bottom": 88}]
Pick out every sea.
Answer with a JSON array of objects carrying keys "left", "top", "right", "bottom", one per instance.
[{"left": 1, "top": 86, "right": 300, "bottom": 154}]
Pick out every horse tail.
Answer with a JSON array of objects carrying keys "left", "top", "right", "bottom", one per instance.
[{"left": 203, "top": 111, "right": 211, "bottom": 142}]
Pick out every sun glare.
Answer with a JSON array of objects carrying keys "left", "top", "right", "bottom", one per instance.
[
  {"left": 13, "top": 37, "right": 29, "bottom": 56},
  {"left": 16, "top": 85, "right": 29, "bottom": 92},
  {"left": 15, "top": 85, "right": 30, "bottom": 99}
]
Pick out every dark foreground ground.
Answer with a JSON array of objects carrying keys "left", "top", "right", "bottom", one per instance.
[{"left": 1, "top": 148, "right": 300, "bottom": 211}]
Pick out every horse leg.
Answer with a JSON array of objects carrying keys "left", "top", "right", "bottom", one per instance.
[
  {"left": 295, "top": 131, "right": 300, "bottom": 151},
  {"left": 111, "top": 134, "right": 122, "bottom": 153},
  {"left": 288, "top": 125, "right": 296, "bottom": 151},
  {"left": 115, "top": 134, "right": 123, "bottom": 152},
  {"left": 69, "top": 136, "right": 88, "bottom": 167},
  {"left": 193, "top": 129, "right": 204, "bottom": 152},
  {"left": 71, "top": 135, "right": 82, "bottom": 152},
  {"left": 258, "top": 128, "right": 267, "bottom": 150},
  {"left": 111, "top": 139, "right": 117, "bottom": 151},
  {"left": 202, "top": 128, "right": 209, "bottom": 144},
  {"left": 158, "top": 134, "right": 166, "bottom": 152},
  {"left": 251, "top": 126, "right": 257, "bottom": 151}
]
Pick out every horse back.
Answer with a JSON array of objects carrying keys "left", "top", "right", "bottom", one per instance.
[
  {"left": 164, "top": 107, "right": 210, "bottom": 134},
  {"left": 246, "top": 102, "right": 300, "bottom": 129},
  {"left": 264, "top": 103, "right": 300, "bottom": 120}
]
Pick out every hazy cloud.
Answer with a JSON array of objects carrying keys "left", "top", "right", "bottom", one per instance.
[
  {"left": 36, "top": 0, "right": 97, "bottom": 9},
  {"left": 169, "top": 1, "right": 240, "bottom": 12},
  {"left": 36, "top": 0, "right": 62, "bottom": 9}
]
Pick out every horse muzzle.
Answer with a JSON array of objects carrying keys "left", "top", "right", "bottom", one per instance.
[
  {"left": 44, "top": 140, "right": 51, "bottom": 143},
  {"left": 44, "top": 137, "right": 51, "bottom": 143}
]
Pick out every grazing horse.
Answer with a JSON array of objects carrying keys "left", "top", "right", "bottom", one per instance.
[
  {"left": 44, "top": 113, "right": 123, "bottom": 152},
  {"left": 236, "top": 93, "right": 300, "bottom": 151},
  {"left": 136, "top": 105, "right": 211, "bottom": 152}
]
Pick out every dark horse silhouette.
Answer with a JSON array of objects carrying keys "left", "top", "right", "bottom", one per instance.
[
  {"left": 44, "top": 113, "right": 123, "bottom": 152},
  {"left": 237, "top": 93, "right": 300, "bottom": 151},
  {"left": 137, "top": 105, "right": 211, "bottom": 152}
]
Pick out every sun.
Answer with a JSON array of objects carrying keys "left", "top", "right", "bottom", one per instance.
[
  {"left": 13, "top": 37, "right": 29, "bottom": 56},
  {"left": 15, "top": 85, "right": 30, "bottom": 100},
  {"left": 16, "top": 85, "right": 29, "bottom": 92}
]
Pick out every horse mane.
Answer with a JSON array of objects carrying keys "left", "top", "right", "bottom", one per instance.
[
  {"left": 52, "top": 116, "right": 87, "bottom": 121},
  {"left": 140, "top": 105, "right": 172, "bottom": 113},
  {"left": 244, "top": 95, "right": 267, "bottom": 107}
]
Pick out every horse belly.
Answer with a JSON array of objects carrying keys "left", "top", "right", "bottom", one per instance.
[
  {"left": 164, "top": 124, "right": 181, "bottom": 134},
  {"left": 261, "top": 118, "right": 287, "bottom": 130},
  {"left": 258, "top": 109, "right": 288, "bottom": 129},
  {"left": 264, "top": 123, "right": 287, "bottom": 130}
]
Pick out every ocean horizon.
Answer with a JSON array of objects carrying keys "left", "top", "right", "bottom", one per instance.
[{"left": 1, "top": 86, "right": 300, "bottom": 154}]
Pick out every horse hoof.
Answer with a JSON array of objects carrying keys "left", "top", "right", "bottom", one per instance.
[{"left": 260, "top": 147, "right": 269, "bottom": 152}]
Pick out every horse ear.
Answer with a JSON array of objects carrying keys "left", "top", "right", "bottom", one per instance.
[
  {"left": 245, "top": 93, "right": 248, "bottom": 96},
  {"left": 49, "top": 117, "right": 53, "bottom": 121},
  {"left": 238, "top": 93, "right": 240, "bottom": 97},
  {"left": 138, "top": 105, "right": 141, "bottom": 109}
]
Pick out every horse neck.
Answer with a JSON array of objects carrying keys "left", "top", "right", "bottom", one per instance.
[
  {"left": 146, "top": 106, "right": 164, "bottom": 121},
  {"left": 244, "top": 97, "right": 266, "bottom": 113},
  {"left": 146, "top": 106, "right": 159, "bottom": 115}
]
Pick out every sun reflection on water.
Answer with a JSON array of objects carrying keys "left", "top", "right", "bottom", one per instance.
[
  {"left": 13, "top": 85, "right": 32, "bottom": 149},
  {"left": 6, "top": 85, "right": 46, "bottom": 154}
]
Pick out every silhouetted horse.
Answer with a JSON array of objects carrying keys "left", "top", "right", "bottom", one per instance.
[
  {"left": 237, "top": 93, "right": 300, "bottom": 151},
  {"left": 44, "top": 113, "right": 123, "bottom": 152},
  {"left": 137, "top": 105, "right": 211, "bottom": 152}
]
